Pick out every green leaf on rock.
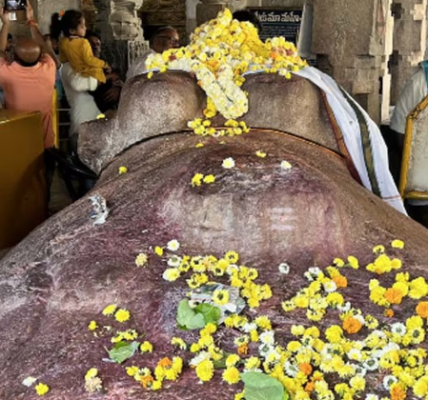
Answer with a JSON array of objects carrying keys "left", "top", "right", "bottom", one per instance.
[
  {"left": 241, "top": 372, "right": 287, "bottom": 400},
  {"left": 107, "top": 341, "right": 140, "bottom": 364},
  {"left": 176, "top": 300, "right": 221, "bottom": 330},
  {"left": 194, "top": 303, "right": 221, "bottom": 325}
]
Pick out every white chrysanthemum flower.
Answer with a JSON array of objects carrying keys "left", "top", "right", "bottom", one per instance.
[
  {"left": 259, "top": 330, "right": 275, "bottom": 345},
  {"left": 347, "top": 348, "right": 362, "bottom": 362},
  {"left": 22, "top": 377, "right": 37, "bottom": 387},
  {"left": 363, "top": 358, "right": 379, "bottom": 371},
  {"left": 189, "top": 351, "right": 211, "bottom": 367},
  {"left": 162, "top": 268, "right": 180, "bottom": 282},
  {"left": 222, "top": 157, "right": 235, "bottom": 169},
  {"left": 258, "top": 343, "right": 274, "bottom": 358},
  {"left": 167, "top": 255, "right": 182, "bottom": 267},
  {"left": 337, "top": 301, "right": 351, "bottom": 313},
  {"left": 353, "top": 314, "right": 366, "bottom": 325},
  {"left": 354, "top": 365, "right": 367, "bottom": 377},
  {"left": 304, "top": 267, "right": 323, "bottom": 281},
  {"left": 226, "top": 264, "right": 239, "bottom": 275},
  {"left": 284, "top": 361, "right": 299, "bottom": 377},
  {"left": 280, "top": 160, "right": 292, "bottom": 170},
  {"left": 167, "top": 239, "right": 180, "bottom": 252},
  {"left": 242, "top": 322, "right": 258, "bottom": 333},
  {"left": 391, "top": 322, "right": 406, "bottom": 336},
  {"left": 278, "top": 263, "right": 290, "bottom": 274},
  {"left": 323, "top": 280, "right": 337, "bottom": 293},
  {"left": 366, "top": 394, "right": 379, "bottom": 400},
  {"left": 383, "top": 375, "right": 398, "bottom": 390}
]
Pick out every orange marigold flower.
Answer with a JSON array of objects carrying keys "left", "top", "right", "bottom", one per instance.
[
  {"left": 416, "top": 301, "right": 428, "bottom": 318},
  {"left": 299, "top": 363, "right": 313, "bottom": 376},
  {"left": 342, "top": 317, "right": 363, "bottom": 334},
  {"left": 385, "top": 288, "right": 404, "bottom": 304},
  {"left": 390, "top": 384, "right": 406, "bottom": 400},
  {"left": 332, "top": 275, "right": 348, "bottom": 288},
  {"left": 158, "top": 357, "right": 173, "bottom": 368},
  {"left": 237, "top": 344, "right": 248, "bottom": 355},
  {"left": 141, "top": 375, "right": 154, "bottom": 389},
  {"left": 305, "top": 382, "right": 315, "bottom": 393},
  {"left": 384, "top": 308, "right": 394, "bottom": 318}
]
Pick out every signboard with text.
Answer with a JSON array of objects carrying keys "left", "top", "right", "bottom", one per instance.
[{"left": 249, "top": 8, "right": 304, "bottom": 46}]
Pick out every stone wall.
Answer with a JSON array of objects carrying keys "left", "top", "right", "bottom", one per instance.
[
  {"left": 390, "top": 0, "right": 427, "bottom": 104},
  {"left": 37, "top": 0, "right": 81, "bottom": 34}
]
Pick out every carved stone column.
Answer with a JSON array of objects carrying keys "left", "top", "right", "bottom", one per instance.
[
  {"left": 390, "top": 0, "right": 427, "bottom": 104},
  {"left": 93, "top": 0, "right": 149, "bottom": 77},
  {"left": 196, "top": 0, "right": 232, "bottom": 25},
  {"left": 312, "top": 0, "right": 393, "bottom": 124}
]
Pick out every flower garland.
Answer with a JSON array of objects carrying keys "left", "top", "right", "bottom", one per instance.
[{"left": 145, "top": 8, "right": 307, "bottom": 137}]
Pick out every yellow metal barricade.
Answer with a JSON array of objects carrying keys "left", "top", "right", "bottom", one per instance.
[
  {"left": 52, "top": 88, "right": 59, "bottom": 148},
  {"left": 399, "top": 95, "right": 428, "bottom": 200}
]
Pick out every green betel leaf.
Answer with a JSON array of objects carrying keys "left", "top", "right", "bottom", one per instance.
[
  {"left": 241, "top": 372, "right": 285, "bottom": 400},
  {"left": 107, "top": 341, "right": 140, "bottom": 364},
  {"left": 176, "top": 299, "right": 205, "bottom": 330},
  {"left": 194, "top": 303, "right": 221, "bottom": 325}
]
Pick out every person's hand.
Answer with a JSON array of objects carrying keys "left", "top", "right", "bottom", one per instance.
[
  {"left": 0, "top": 8, "right": 10, "bottom": 25},
  {"left": 103, "top": 86, "right": 121, "bottom": 103},
  {"left": 25, "top": 2, "right": 35, "bottom": 21}
]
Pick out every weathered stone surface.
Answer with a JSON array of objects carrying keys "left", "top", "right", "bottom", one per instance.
[
  {"left": 1, "top": 127, "right": 428, "bottom": 399},
  {"left": 78, "top": 72, "right": 338, "bottom": 174}
]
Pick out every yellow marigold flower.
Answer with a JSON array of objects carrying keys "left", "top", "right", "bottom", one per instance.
[
  {"left": 141, "top": 341, "right": 153, "bottom": 353},
  {"left": 135, "top": 253, "right": 148, "bottom": 267},
  {"left": 196, "top": 359, "right": 214, "bottom": 382},
  {"left": 213, "top": 289, "right": 229, "bottom": 305},
  {"left": 35, "top": 383, "right": 50, "bottom": 396},
  {"left": 326, "top": 292, "right": 344, "bottom": 307},
  {"left": 102, "top": 304, "right": 117, "bottom": 316},
  {"left": 342, "top": 317, "right": 363, "bottom": 334},
  {"left": 235, "top": 390, "right": 245, "bottom": 400},
  {"left": 147, "top": 72, "right": 154, "bottom": 79},
  {"left": 385, "top": 288, "right": 404, "bottom": 304},
  {"left": 350, "top": 376, "right": 366, "bottom": 391},
  {"left": 373, "top": 244, "right": 385, "bottom": 254},
  {"left": 333, "top": 258, "right": 345, "bottom": 267},
  {"left": 255, "top": 150, "right": 267, "bottom": 158},
  {"left": 85, "top": 368, "right": 98, "bottom": 381},
  {"left": 250, "top": 330, "right": 259, "bottom": 342},
  {"left": 225, "top": 250, "right": 239, "bottom": 263},
  {"left": 196, "top": 142, "right": 204, "bottom": 148},
  {"left": 118, "top": 166, "right": 128, "bottom": 175},
  {"left": 171, "top": 337, "right": 187, "bottom": 350},
  {"left": 126, "top": 366, "right": 139, "bottom": 377},
  {"left": 154, "top": 246, "right": 164, "bottom": 256},
  {"left": 414, "top": 377, "right": 428, "bottom": 397},
  {"left": 255, "top": 315, "right": 272, "bottom": 330},
  {"left": 152, "top": 380, "right": 162, "bottom": 390},
  {"left": 223, "top": 366, "right": 241, "bottom": 384},
  {"left": 203, "top": 174, "right": 216, "bottom": 184},
  {"left": 347, "top": 256, "right": 359, "bottom": 269},
  {"left": 406, "top": 315, "right": 424, "bottom": 329},
  {"left": 204, "top": 322, "right": 217, "bottom": 334},
  {"left": 88, "top": 320, "right": 98, "bottom": 331},
  {"left": 226, "top": 354, "right": 240, "bottom": 367},
  {"left": 391, "top": 239, "right": 404, "bottom": 249},
  {"left": 115, "top": 308, "right": 130, "bottom": 323},
  {"left": 409, "top": 277, "right": 428, "bottom": 299},
  {"left": 190, "top": 343, "right": 200, "bottom": 353},
  {"left": 325, "top": 325, "right": 343, "bottom": 343},
  {"left": 191, "top": 173, "right": 204, "bottom": 187}
]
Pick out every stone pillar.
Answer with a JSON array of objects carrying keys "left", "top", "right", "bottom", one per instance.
[
  {"left": 196, "top": 0, "right": 232, "bottom": 25},
  {"left": 312, "top": 0, "right": 393, "bottom": 124},
  {"left": 390, "top": 0, "right": 427, "bottom": 104},
  {"left": 93, "top": 0, "right": 149, "bottom": 77}
]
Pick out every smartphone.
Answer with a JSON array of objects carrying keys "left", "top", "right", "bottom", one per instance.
[{"left": 4, "top": 0, "right": 27, "bottom": 11}]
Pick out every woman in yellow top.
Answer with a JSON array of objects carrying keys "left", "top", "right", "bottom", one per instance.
[{"left": 57, "top": 10, "right": 110, "bottom": 85}]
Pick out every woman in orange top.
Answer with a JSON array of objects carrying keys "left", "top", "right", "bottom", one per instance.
[{"left": 56, "top": 10, "right": 110, "bottom": 86}]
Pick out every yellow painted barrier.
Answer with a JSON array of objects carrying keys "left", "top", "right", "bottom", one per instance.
[{"left": 399, "top": 95, "right": 428, "bottom": 200}]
